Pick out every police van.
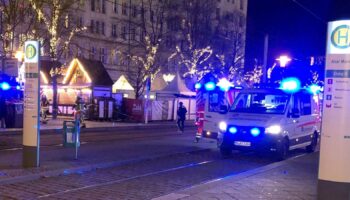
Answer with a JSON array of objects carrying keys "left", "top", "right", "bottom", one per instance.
[{"left": 217, "top": 84, "right": 321, "bottom": 160}]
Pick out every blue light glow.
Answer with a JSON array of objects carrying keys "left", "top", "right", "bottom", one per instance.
[
  {"left": 204, "top": 82, "right": 216, "bottom": 91},
  {"left": 250, "top": 128, "right": 261, "bottom": 137},
  {"left": 280, "top": 78, "right": 301, "bottom": 93},
  {"left": 217, "top": 78, "right": 233, "bottom": 91},
  {"left": 0, "top": 82, "right": 10, "bottom": 91},
  {"left": 16, "top": 85, "right": 21, "bottom": 90},
  {"left": 228, "top": 127, "right": 238, "bottom": 134},
  {"left": 308, "top": 84, "right": 321, "bottom": 94},
  {"left": 195, "top": 83, "right": 202, "bottom": 90}
]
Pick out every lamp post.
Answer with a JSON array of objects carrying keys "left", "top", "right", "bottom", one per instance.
[{"left": 276, "top": 55, "right": 291, "bottom": 67}]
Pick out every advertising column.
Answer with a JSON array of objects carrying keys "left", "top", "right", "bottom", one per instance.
[
  {"left": 23, "top": 41, "right": 40, "bottom": 168},
  {"left": 318, "top": 20, "right": 350, "bottom": 199}
]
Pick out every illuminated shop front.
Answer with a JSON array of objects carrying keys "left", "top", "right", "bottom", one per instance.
[{"left": 40, "top": 58, "right": 113, "bottom": 115}]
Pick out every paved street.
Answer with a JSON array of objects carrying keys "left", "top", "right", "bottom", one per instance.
[{"left": 0, "top": 123, "right": 315, "bottom": 200}]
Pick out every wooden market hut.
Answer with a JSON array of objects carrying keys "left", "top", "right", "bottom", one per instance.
[{"left": 40, "top": 57, "right": 114, "bottom": 115}]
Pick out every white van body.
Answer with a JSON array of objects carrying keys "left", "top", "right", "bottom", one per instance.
[
  {"left": 196, "top": 88, "right": 241, "bottom": 140},
  {"left": 217, "top": 88, "right": 321, "bottom": 159}
]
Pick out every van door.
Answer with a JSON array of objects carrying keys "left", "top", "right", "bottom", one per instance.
[
  {"left": 293, "top": 92, "right": 314, "bottom": 146},
  {"left": 285, "top": 94, "right": 299, "bottom": 143},
  {"left": 203, "top": 92, "right": 226, "bottom": 134}
]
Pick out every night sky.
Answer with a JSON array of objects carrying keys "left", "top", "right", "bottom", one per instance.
[{"left": 245, "top": 0, "right": 350, "bottom": 69}]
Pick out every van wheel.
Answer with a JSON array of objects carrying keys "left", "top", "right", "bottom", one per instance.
[
  {"left": 220, "top": 146, "right": 232, "bottom": 157},
  {"left": 306, "top": 133, "right": 318, "bottom": 153},
  {"left": 276, "top": 138, "right": 289, "bottom": 161}
]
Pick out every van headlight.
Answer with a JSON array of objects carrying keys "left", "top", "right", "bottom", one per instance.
[
  {"left": 265, "top": 125, "right": 282, "bottom": 135},
  {"left": 219, "top": 121, "right": 227, "bottom": 132}
]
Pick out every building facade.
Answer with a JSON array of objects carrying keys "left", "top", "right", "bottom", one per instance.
[{"left": 65, "top": 0, "right": 248, "bottom": 82}]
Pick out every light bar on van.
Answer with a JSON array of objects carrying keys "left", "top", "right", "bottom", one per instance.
[
  {"left": 205, "top": 82, "right": 216, "bottom": 91},
  {"left": 195, "top": 83, "right": 202, "bottom": 90},
  {"left": 307, "top": 84, "right": 322, "bottom": 95},
  {"left": 280, "top": 77, "right": 301, "bottom": 93},
  {"left": 217, "top": 78, "right": 234, "bottom": 92}
]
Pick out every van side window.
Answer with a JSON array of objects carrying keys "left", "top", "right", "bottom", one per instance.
[
  {"left": 232, "top": 94, "right": 248, "bottom": 110},
  {"left": 208, "top": 92, "right": 227, "bottom": 112},
  {"left": 300, "top": 94, "right": 311, "bottom": 115}
]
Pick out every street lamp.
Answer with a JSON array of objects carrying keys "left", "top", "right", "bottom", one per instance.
[
  {"left": 15, "top": 51, "right": 24, "bottom": 61},
  {"left": 276, "top": 55, "right": 291, "bottom": 67},
  {"left": 15, "top": 50, "right": 25, "bottom": 88}
]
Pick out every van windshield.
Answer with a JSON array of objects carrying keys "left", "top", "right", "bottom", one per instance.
[{"left": 230, "top": 92, "right": 290, "bottom": 114}]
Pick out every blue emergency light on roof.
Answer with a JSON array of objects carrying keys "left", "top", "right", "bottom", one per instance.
[
  {"left": 195, "top": 83, "right": 202, "bottom": 90},
  {"left": 217, "top": 78, "right": 234, "bottom": 92},
  {"left": 280, "top": 77, "right": 301, "bottom": 93},
  {"left": 204, "top": 82, "right": 216, "bottom": 91},
  {"left": 0, "top": 82, "right": 10, "bottom": 91},
  {"left": 308, "top": 84, "right": 322, "bottom": 94}
]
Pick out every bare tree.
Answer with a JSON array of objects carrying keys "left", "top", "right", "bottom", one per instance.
[
  {"left": 0, "top": 0, "right": 36, "bottom": 72},
  {"left": 168, "top": 35, "right": 213, "bottom": 81},
  {"left": 29, "top": 0, "right": 86, "bottom": 119},
  {"left": 214, "top": 10, "right": 246, "bottom": 75},
  {"left": 170, "top": 1, "right": 247, "bottom": 83},
  {"left": 124, "top": 0, "right": 170, "bottom": 99}
]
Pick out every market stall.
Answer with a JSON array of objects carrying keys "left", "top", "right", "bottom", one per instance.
[{"left": 41, "top": 58, "right": 114, "bottom": 117}]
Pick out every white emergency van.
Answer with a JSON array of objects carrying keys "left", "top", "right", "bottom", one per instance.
[
  {"left": 195, "top": 79, "right": 242, "bottom": 142},
  {"left": 217, "top": 87, "right": 321, "bottom": 160}
]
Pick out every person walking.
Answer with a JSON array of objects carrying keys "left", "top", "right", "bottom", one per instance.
[
  {"left": 0, "top": 94, "right": 7, "bottom": 129},
  {"left": 177, "top": 102, "right": 187, "bottom": 133}
]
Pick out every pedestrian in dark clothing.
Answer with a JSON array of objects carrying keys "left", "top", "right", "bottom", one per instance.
[
  {"left": 177, "top": 102, "right": 187, "bottom": 133},
  {"left": 0, "top": 95, "right": 6, "bottom": 128}
]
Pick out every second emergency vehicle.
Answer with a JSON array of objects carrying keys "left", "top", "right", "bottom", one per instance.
[{"left": 195, "top": 78, "right": 242, "bottom": 142}]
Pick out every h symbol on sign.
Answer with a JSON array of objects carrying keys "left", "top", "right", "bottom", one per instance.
[{"left": 338, "top": 29, "right": 349, "bottom": 45}]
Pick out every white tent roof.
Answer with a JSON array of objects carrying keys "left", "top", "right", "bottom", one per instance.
[
  {"left": 154, "top": 72, "right": 195, "bottom": 96},
  {"left": 113, "top": 75, "right": 134, "bottom": 91}
]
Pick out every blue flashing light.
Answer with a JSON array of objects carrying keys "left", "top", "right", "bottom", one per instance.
[
  {"left": 16, "top": 85, "right": 21, "bottom": 90},
  {"left": 195, "top": 83, "right": 202, "bottom": 90},
  {"left": 250, "top": 128, "right": 261, "bottom": 137},
  {"left": 204, "top": 82, "right": 216, "bottom": 91},
  {"left": 0, "top": 82, "right": 10, "bottom": 91},
  {"left": 280, "top": 78, "right": 301, "bottom": 93},
  {"left": 308, "top": 84, "right": 321, "bottom": 94},
  {"left": 217, "top": 78, "right": 233, "bottom": 92},
  {"left": 228, "top": 127, "right": 238, "bottom": 134}
]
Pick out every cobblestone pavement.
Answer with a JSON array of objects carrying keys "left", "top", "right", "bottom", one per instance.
[
  {"left": 0, "top": 126, "right": 310, "bottom": 200},
  {"left": 154, "top": 153, "right": 318, "bottom": 200},
  {"left": 0, "top": 127, "right": 202, "bottom": 180},
  {"left": 0, "top": 148, "right": 276, "bottom": 200}
]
